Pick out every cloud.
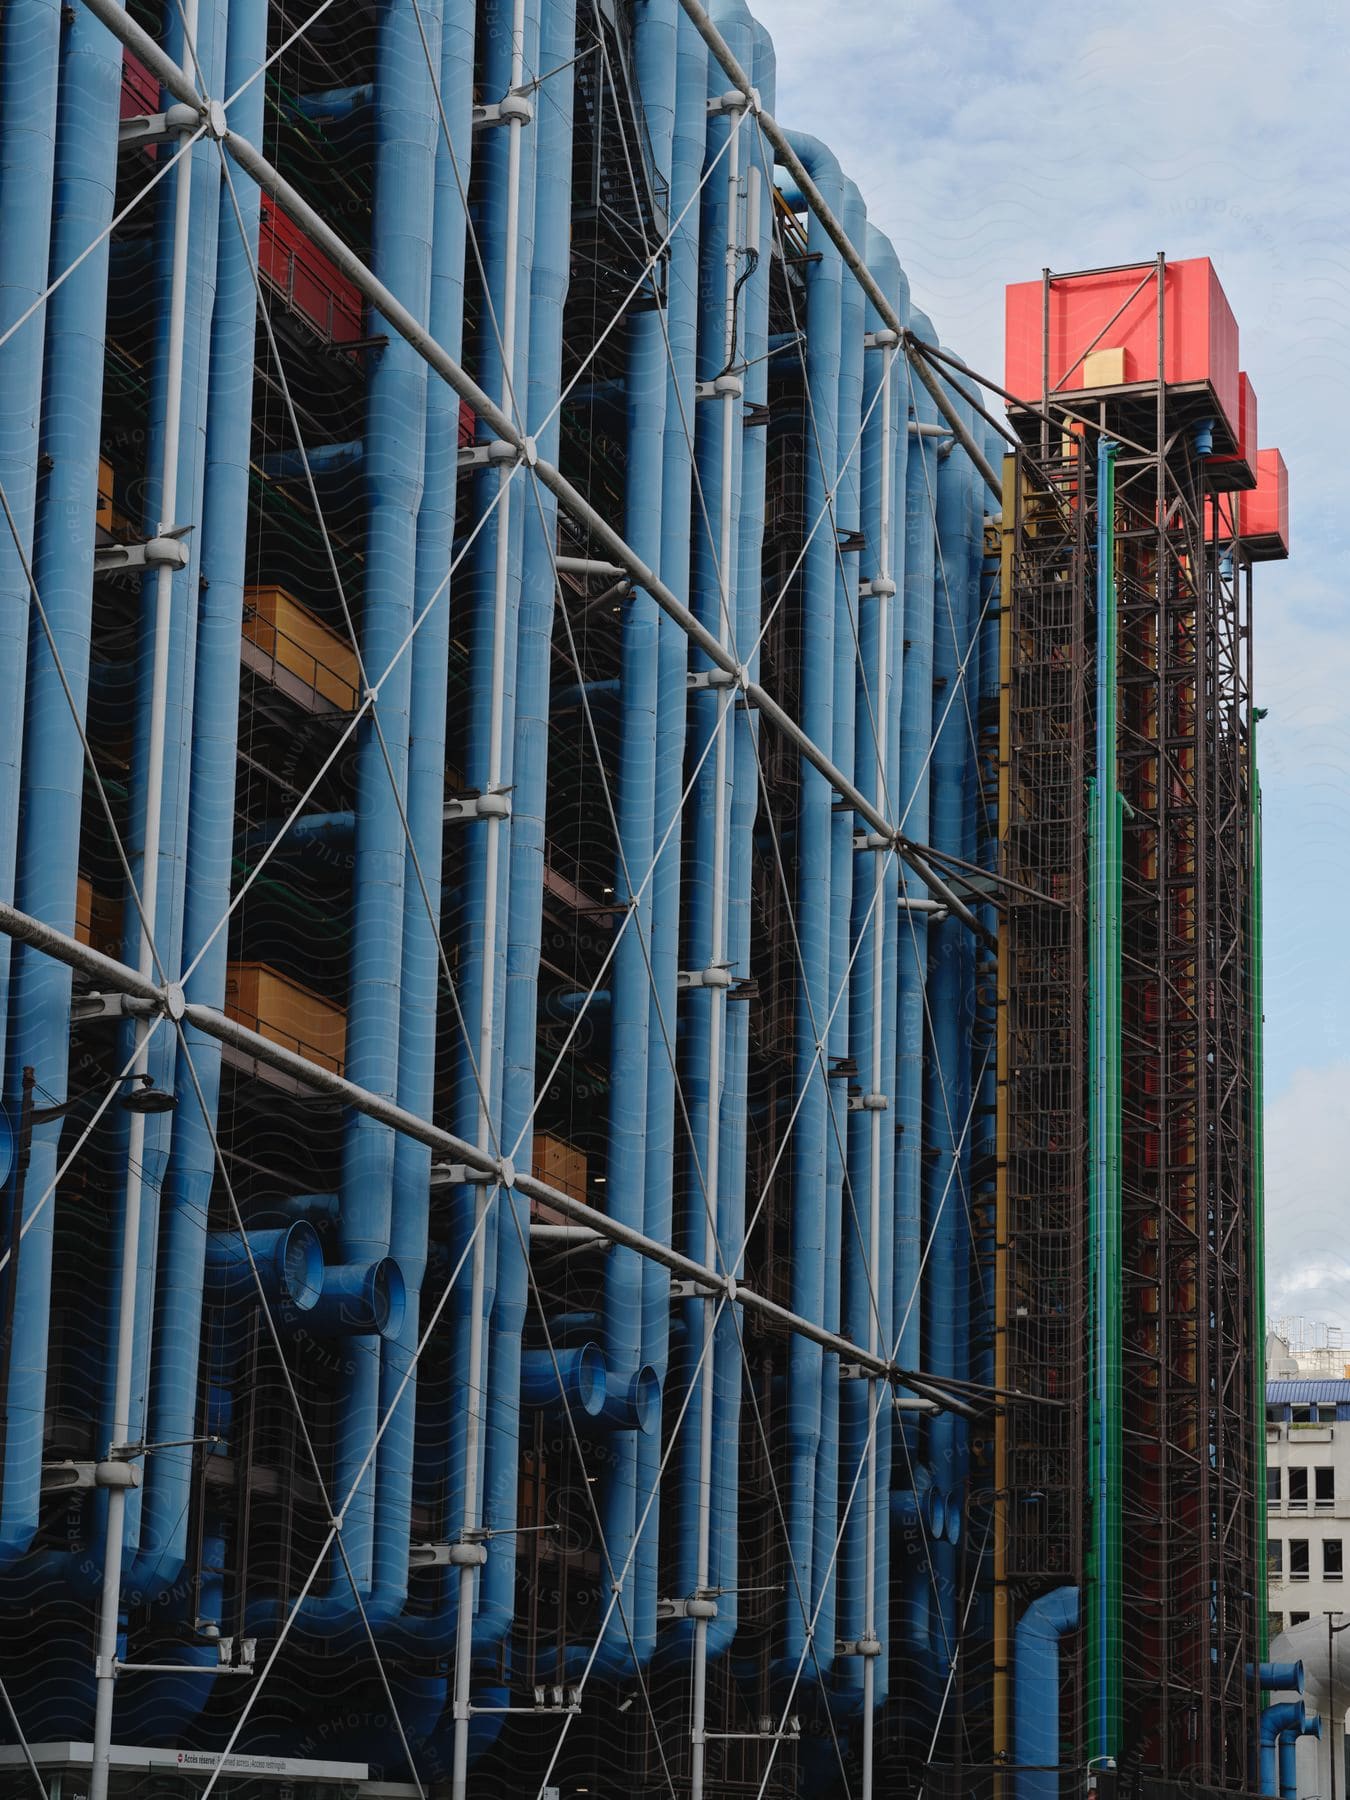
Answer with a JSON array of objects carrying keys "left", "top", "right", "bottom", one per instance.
[{"left": 1266, "top": 1062, "right": 1350, "bottom": 1330}]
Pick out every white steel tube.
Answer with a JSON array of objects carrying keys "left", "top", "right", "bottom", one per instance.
[
  {"left": 450, "top": 4, "right": 527, "bottom": 1793},
  {"left": 690, "top": 102, "right": 742, "bottom": 1800},
  {"left": 0, "top": 894, "right": 986, "bottom": 1421},
  {"left": 88, "top": 9, "right": 198, "bottom": 1798},
  {"left": 860, "top": 339, "right": 895, "bottom": 1800}
]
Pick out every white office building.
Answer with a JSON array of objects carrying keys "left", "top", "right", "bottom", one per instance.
[{"left": 1268, "top": 1334, "right": 1350, "bottom": 1795}]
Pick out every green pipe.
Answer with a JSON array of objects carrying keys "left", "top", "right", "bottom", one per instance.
[{"left": 1088, "top": 437, "right": 1123, "bottom": 1760}]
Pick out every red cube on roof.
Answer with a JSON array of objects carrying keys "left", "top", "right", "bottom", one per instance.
[
  {"left": 1005, "top": 257, "right": 1240, "bottom": 443},
  {"left": 1241, "top": 449, "right": 1289, "bottom": 560}
]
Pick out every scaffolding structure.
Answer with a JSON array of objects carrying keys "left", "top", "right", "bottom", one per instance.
[
  {"left": 0, "top": 5, "right": 1282, "bottom": 1800},
  {"left": 997, "top": 256, "right": 1272, "bottom": 1794}
]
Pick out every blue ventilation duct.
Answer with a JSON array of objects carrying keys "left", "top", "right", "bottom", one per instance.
[
  {"left": 1014, "top": 1585, "right": 1079, "bottom": 1800},
  {"left": 132, "top": 0, "right": 267, "bottom": 1610},
  {"left": 0, "top": 0, "right": 113, "bottom": 1575}
]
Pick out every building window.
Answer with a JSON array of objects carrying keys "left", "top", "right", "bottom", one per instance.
[
  {"left": 1293, "top": 1405, "right": 1313, "bottom": 1423},
  {"left": 1290, "top": 1539, "right": 1310, "bottom": 1580},
  {"left": 1267, "top": 1405, "right": 1283, "bottom": 1423},
  {"left": 1317, "top": 1467, "right": 1335, "bottom": 1509},
  {"left": 1326, "top": 1540, "right": 1343, "bottom": 1580},
  {"left": 1289, "top": 1467, "right": 1309, "bottom": 1511},
  {"left": 1269, "top": 1539, "right": 1284, "bottom": 1576},
  {"left": 1291, "top": 1611, "right": 1310, "bottom": 1627},
  {"left": 1320, "top": 1404, "right": 1339, "bottom": 1423},
  {"left": 1269, "top": 1467, "right": 1282, "bottom": 1505}
]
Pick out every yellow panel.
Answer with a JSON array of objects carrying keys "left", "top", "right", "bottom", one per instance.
[
  {"left": 97, "top": 459, "right": 115, "bottom": 533},
  {"left": 243, "top": 585, "right": 359, "bottom": 710},
  {"left": 1083, "top": 345, "right": 1128, "bottom": 387},
  {"left": 225, "top": 961, "right": 347, "bottom": 1073}
]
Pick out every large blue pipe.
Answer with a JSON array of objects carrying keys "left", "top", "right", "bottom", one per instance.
[
  {"left": 924, "top": 364, "right": 977, "bottom": 1666},
  {"left": 0, "top": 0, "right": 113, "bottom": 1574},
  {"left": 130, "top": 0, "right": 267, "bottom": 1608},
  {"left": 476, "top": 0, "right": 572, "bottom": 1686},
  {"left": 318, "top": 0, "right": 440, "bottom": 1613},
  {"left": 368, "top": 0, "right": 474, "bottom": 1660},
  {"left": 643, "top": 0, "right": 706, "bottom": 1670},
  {"left": 809, "top": 168, "right": 865, "bottom": 1703},
  {"left": 570, "top": 0, "right": 678, "bottom": 1684},
  {"left": 666, "top": 1, "right": 749, "bottom": 1674},
  {"left": 1014, "top": 1585, "right": 1079, "bottom": 1800},
  {"left": 1261, "top": 1700, "right": 1315, "bottom": 1798},
  {"left": 112, "top": 0, "right": 228, "bottom": 1565},
  {"left": 834, "top": 223, "right": 908, "bottom": 1727},
  {"left": 775, "top": 127, "right": 843, "bottom": 1693},
  {"left": 890, "top": 307, "right": 941, "bottom": 1682},
  {"left": 0, "top": 0, "right": 60, "bottom": 1120},
  {"left": 436, "top": 5, "right": 539, "bottom": 1683},
  {"left": 704, "top": 0, "right": 773, "bottom": 1671}
]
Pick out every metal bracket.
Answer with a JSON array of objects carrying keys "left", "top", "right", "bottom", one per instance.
[
  {"left": 909, "top": 420, "right": 952, "bottom": 439},
  {"left": 409, "top": 1541, "right": 487, "bottom": 1569},
  {"left": 858, "top": 576, "right": 897, "bottom": 599},
  {"left": 94, "top": 528, "right": 191, "bottom": 575},
  {"left": 435, "top": 1163, "right": 499, "bottom": 1188},
  {"left": 457, "top": 438, "right": 518, "bottom": 470},
  {"left": 443, "top": 789, "right": 512, "bottom": 823},
  {"left": 473, "top": 92, "right": 535, "bottom": 129},
  {"left": 94, "top": 1459, "right": 142, "bottom": 1490},
  {"left": 852, "top": 829, "right": 891, "bottom": 852},
  {"left": 743, "top": 401, "right": 771, "bottom": 428},
  {"left": 677, "top": 964, "right": 733, "bottom": 990},
  {"left": 706, "top": 86, "right": 760, "bottom": 116},
  {"left": 71, "top": 991, "right": 142, "bottom": 1024},
  {"left": 686, "top": 667, "right": 738, "bottom": 692},
  {"left": 836, "top": 1635, "right": 883, "bottom": 1657},
  {"left": 694, "top": 373, "right": 744, "bottom": 401},
  {"left": 118, "top": 102, "right": 199, "bottom": 151},
  {"left": 670, "top": 1277, "right": 719, "bottom": 1301},
  {"left": 657, "top": 1594, "right": 719, "bottom": 1621},
  {"left": 864, "top": 329, "right": 900, "bottom": 350},
  {"left": 41, "top": 1459, "right": 97, "bottom": 1494}
]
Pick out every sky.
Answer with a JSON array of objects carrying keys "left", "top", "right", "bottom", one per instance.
[{"left": 751, "top": 0, "right": 1350, "bottom": 1334}]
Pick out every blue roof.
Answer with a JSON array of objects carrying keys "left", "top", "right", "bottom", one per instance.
[{"left": 1268, "top": 1379, "right": 1350, "bottom": 1402}]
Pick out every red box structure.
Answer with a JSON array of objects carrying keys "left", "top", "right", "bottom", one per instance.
[
  {"left": 1005, "top": 257, "right": 1240, "bottom": 441},
  {"left": 1209, "top": 370, "right": 1258, "bottom": 488},
  {"left": 1207, "top": 447, "right": 1288, "bottom": 562},
  {"left": 258, "top": 196, "right": 364, "bottom": 346},
  {"left": 1241, "top": 448, "right": 1289, "bottom": 560}
]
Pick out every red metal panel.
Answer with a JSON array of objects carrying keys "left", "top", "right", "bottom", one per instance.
[
  {"left": 1242, "top": 448, "right": 1289, "bottom": 558},
  {"left": 1210, "top": 370, "right": 1258, "bottom": 477},
  {"left": 258, "top": 196, "right": 364, "bottom": 346},
  {"left": 1004, "top": 257, "right": 1241, "bottom": 433},
  {"left": 121, "top": 49, "right": 160, "bottom": 161},
  {"left": 120, "top": 49, "right": 160, "bottom": 120}
]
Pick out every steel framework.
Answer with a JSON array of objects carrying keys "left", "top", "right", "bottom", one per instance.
[{"left": 997, "top": 257, "right": 1262, "bottom": 1792}]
